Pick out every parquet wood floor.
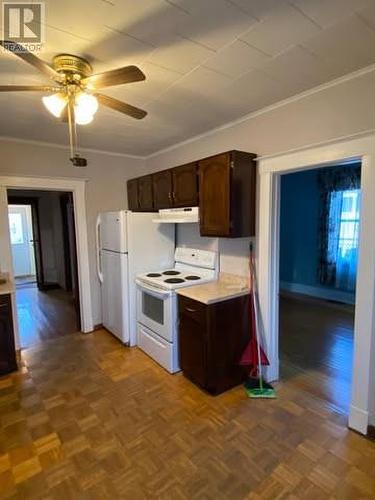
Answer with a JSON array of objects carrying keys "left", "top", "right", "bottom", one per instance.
[{"left": 0, "top": 329, "right": 374, "bottom": 499}]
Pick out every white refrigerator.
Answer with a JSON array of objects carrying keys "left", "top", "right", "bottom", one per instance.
[{"left": 96, "top": 211, "right": 175, "bottom": 345}]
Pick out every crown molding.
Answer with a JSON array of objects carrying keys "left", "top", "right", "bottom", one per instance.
[
  {"left": 0, "top": 136, "right": 146, "bottom": 160},
  {"left": 2, "top": 62, "right": 375, "bottom": 162},
  {"left": 255, "top": 129, "right": 375, "bottom": 164}
]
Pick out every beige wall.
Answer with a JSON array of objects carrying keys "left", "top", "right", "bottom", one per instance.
[
  {"left": 145, "top": 68, "right": 375, "bottom": 280},
  {"left": 0, "top": 139, "right": 147, "bottom": 325}
]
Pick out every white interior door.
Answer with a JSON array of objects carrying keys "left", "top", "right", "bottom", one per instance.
[{"left": 8, "top": 205, "right": 35, "bottom": 277}]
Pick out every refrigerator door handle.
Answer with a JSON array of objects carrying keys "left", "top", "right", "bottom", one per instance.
[{"left": 96, "top": 215, "right": 104, "bottom": 283}]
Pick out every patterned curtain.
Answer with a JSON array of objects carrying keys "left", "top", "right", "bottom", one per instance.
[{"left": 317, "top": 164, "right": 361, "bottom": 289}]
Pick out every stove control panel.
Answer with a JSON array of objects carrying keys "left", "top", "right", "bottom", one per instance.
[{"left": 175, "top": 247, "right": 218, "bottom": 270}]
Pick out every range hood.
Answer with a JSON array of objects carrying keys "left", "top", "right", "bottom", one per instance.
[{"left": 153, "top": 207, "right": 199, "bottom": 223}]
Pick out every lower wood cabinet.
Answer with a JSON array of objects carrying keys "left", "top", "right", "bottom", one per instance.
[
  {"left": 178, "top": 294, "right": 249, "bottom": 394},
  {"left": 0, "top": 294, "right": 17, "bottom": 376}
]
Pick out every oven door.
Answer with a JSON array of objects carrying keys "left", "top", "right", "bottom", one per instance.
[{"left": 136, "top": 281, "right": 175, "bottom": 343}]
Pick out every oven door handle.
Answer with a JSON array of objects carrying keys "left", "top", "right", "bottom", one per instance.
[{"left": 136, "top": 279, "right": 171, "bottom": 299}]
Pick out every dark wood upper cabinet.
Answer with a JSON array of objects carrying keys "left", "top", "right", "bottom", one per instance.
[
  {"left": 172, "top": 162, "right": 198, "bottom": 208},
  {"left": 152, "top": 170, "right": 173, "bottom": 209},
  {"left": 199, "top": 153, "right": 231, "bottom": 237},
  {"left": 0, "top": 294, "right": 17, "bottom": 376},
  {"left": 138, "top": 175, "right": 154, "bottom": 211},
  {"left": 126, "top": 150, "right": 256, "bottom": 235},
  {"left": 199, "top": 151, "right": 256, "bottom": 238},
  {"left": 127, "top": 178, "right": 139, "bottom": 211}
]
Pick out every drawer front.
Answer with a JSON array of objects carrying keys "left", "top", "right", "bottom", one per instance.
[
  {"left": 137, "top": 323, "right": 179, "bottom": 373},
  {"left": 178, "top": 295, "right": 206, "bottom": 326}
]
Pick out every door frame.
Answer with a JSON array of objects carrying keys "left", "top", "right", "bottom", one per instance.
[
  {"left": 0, "top": 176, "right": 94, "bottom": 338},
  {"left": 7, "top": 196, "right": 44, "bottom": 287},
  {"left": 257, "top": 134, "right": 375, "bottom": 435}
]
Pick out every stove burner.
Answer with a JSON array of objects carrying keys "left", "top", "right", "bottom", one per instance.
[
  {"left": 146, "top": 273, "right": 162, "bottom": 278},
  {"left": 163, "top": 270, "right": 181, "bottom": 275},
  {"left": 164, "top": 278, "right": 185, "bottom": 284},
  {"left": 185, "top": 275, "right": 201, "bottom": 280}
]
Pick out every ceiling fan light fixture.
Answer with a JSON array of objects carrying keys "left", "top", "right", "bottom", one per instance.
[
  {"left": 75, "top": 93, "right": 98, "bottom": 116},
  {"left": 75, "top": 108, "right": 94, "bottom": 125},
  {"left": 42, "top": 92, "right": 67, "bottom": 118}
]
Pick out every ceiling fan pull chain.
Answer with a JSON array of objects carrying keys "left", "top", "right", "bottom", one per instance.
[{"left": 67, "top": 95, "right": 76, "bottom": 160}]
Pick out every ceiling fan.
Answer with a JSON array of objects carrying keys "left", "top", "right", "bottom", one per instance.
[{"left": 0, "top": 40, "right": 147, "bottom": 166}]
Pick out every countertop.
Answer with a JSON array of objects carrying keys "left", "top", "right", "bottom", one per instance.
[
  {"left": 176, "top": 273, "right": 250, "bottom": 305},
  {"left": 0, "top": 280, "right": 15, "bottom": 296}
]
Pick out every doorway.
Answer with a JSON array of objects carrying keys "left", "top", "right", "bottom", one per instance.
[
  {"left": 8, "top": 204, "right": 37, "bottom": 285},
  {"left": 257, "top": 135, "right": 375, "bottom": 434},
  {"left": 7, "top": 190, "right": 80, "bottom": 348},
  {"left": 278, "top": 162, "right": 360, "bottom": 414}
]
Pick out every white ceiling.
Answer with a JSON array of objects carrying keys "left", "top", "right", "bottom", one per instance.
[{"left": 1, "top": 0, "right": 375, "bottom": 156}]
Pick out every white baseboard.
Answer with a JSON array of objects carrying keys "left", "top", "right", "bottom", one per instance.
[
  {"left": 349, "top": 405, "right": 368, "bottom": 434},
  {"left": 280, "top": 281, "right": 355, "bottom": 305}
]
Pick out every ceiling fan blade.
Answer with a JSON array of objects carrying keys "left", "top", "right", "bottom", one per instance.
[
  {"left": 82, "top": 66, "right": 145, "bottom": 90},
  {"left": 96, "top": 94, "right": 147, "bottom": 120},
  {"left": 0, "top": 40, "right": 60, "bottom": 81},
  {"left": 0, "top": 85, "right": 58, "bottom": 92}
]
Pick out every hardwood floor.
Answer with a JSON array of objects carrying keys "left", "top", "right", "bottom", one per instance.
[
  {"left": 0, "top": 328, "right": 374, "bottom": 499},
  {"left": 279, "top": 292, "right": 354, "bottom": 415},
  {"left": 16, "top": 284, "right": 79, "bottom": 348}
]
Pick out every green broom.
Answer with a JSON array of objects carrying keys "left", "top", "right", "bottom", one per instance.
[{"left": 245, "top": 244, "right": 276, "bottom": 399}]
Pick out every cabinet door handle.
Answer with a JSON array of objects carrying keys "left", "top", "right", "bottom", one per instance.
[{"left": 185, "top": 307, "right": 197, "bottom": 313}]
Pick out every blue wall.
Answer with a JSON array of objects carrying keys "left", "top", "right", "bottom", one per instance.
[
  {"left": 280, "top": 169, "right": 320, "bottom": 286},
  {"left": 279, "top": 168, "right": 355, "bottom": 304}
]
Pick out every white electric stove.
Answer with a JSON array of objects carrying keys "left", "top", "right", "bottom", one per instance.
[{"left": 135, "top": 247, "right": 218, "bottom": 373}]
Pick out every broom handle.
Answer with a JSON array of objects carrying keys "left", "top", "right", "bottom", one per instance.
[{"left": 250, "top": 246, "right": 263, "bottom": 389}]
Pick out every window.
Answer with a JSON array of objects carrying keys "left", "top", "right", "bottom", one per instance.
[
  {"left": 8, "top": 213, "right": 24, "bottom": 245},
  {"left": 327, "top": 189, "right": 360, "bottom": 291},
  {"left": 338, "top": 190, "right": 360, "bottom": 259}
]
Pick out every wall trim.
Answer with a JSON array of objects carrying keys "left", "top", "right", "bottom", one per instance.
[
  {"left": 145, "top": 63, "right": 375, "bottom": 160},
  {"left": 256, "top": 128, "right": 375, "bottom": 165},
  {"left": 0, "top": 176, "right": 94, "bottom": 334},
  {"left": 257, "top": 133, "right": 375, "bottom": 435},
  {"left": 280, "top": 281, "right": 355, "bottom": 305},
  {"left": 2, "top": 63, "right": 375, "bottom": 162},
  {"left": 349, "top": 405, "right": 369, "bottom": 434}
]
